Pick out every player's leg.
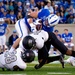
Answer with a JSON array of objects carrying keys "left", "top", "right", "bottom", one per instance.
[
  {"left": 34, "top": 45, "right": 49, "bottom": 69},
  {"left": 35, "top": 45, "right": 64, "bottom": 69},
  {"left": 46, "top": 55, "right": 64, "bottom": 68},
  {"left": 45, "top": 40, "right": 65, "bottom": 68},
  {"left": 48, "top": 32, "right": 75, "bottom": 57},
  {"left": 45, "top": 40, "right": 51, "bottom": 52},
  {"left": 39, "top": 41, "right": 64, "bottom": 68},
  {"left": 9, "top": 19, "right": 29, "bottom": 52},
  {"left": 14, "top": 19, "right": 28, "bottom": 48}
]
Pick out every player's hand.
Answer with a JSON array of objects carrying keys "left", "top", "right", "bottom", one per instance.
[{"left": 34, "top": 64, "right": 41, "bottom": 69}]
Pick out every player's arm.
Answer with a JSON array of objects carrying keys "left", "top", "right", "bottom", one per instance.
[{"left": 28, "top": 11, "right": 38, "bottom": 18}]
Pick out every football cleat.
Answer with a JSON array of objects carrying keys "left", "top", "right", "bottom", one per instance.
[{"left": 59, "top": 55, "right": 65, "bottom": 68}]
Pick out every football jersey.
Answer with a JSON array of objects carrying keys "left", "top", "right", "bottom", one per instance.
[
  {"left": 62, "top": 33, "right": 73, "bottom": 43},
  {"left": 38, "top": 9, "right": 54, "bottom": 32},
  {"left": 19, "top": 30, "right": 49, "bottom": 49},
  {"left": 24, "top": 9, "right": 54, "bottom": 32},
  {"left": 24, "top": 18, "right": 32, "bottom": 32},
  {"left": 0, "top": 23, "right": 8, "bottom": 36},
  {"left": 29, "top": 30, "right": 49, "bottom": 49},
  {"left": 0, "top": 48, "right": 27, "bottom": 70}
]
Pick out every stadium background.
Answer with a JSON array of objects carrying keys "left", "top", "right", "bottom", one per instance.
[{"left": 0, "top": 0, "right": 74, "bottom": 46}]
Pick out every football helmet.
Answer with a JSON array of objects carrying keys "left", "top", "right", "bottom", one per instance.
[
  {"left": 43, "top": 14, "right": 59, "bottom": 27},
  {"left": 21, "top": 50, "right": 35, "bottom": 63},
  {"left": 22, "top": 36, "right": 36, "bottom": 49}
]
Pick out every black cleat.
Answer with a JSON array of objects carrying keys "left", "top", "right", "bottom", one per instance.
[{"left": 59, "top": 55, "right": 65, "bottom": 68}]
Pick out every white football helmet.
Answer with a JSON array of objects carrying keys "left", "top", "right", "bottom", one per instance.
[{"left": 47, "top": 14, "right": 59, "bottom": 27}]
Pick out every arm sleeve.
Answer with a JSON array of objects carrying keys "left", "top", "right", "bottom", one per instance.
[{"left": 38, "top": 9, "right": 50, "bottom": 19}]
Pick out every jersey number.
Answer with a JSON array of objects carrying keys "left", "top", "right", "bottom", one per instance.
[{"left": 4, "top": 51, "right": 17, "bottom": 64}]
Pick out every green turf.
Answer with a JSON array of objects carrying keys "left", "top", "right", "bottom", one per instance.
[
  {"left": 0, "top": 55, "right": 74, "bottom": 75},
  {"left": 0, "top": 63, "right": 75, "bottom": 75}
]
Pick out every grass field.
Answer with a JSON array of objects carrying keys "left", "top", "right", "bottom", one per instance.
[{"left": 0, "top": 61, "right": 75, "bottom": 75}]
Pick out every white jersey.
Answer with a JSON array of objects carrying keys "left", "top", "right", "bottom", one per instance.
[
  {"left": 0, "top": 23, "right": 8, "bottom": 46},
  {"left": 15, "top": 18, "right": 36, "bottom": 38},
  {"left": 0, "top": 48, "right": 27, "bottom": 70},
  {"left": 19, "top": 30, "right": 49, "bottom": 49}
]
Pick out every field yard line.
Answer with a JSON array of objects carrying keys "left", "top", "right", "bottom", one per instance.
[
  {"left": 0, "top": 74, "right": 27, "bottom": 75},
  {"left": 47, "top": 72, "right": 71, "bottom": 74}
]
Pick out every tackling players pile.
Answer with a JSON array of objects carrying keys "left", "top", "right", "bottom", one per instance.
[{"left": 0, "top": 8, "right": 74, "bottom": 71}]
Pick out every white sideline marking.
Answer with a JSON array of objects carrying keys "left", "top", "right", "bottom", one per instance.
[
  {"left": 47, "top": 72, "right": 71, "bottom": 74},
  {"left": 0, "top": 74, "right": 26, "bottom": 75}
]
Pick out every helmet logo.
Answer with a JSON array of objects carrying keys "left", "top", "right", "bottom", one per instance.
[
  {"left": 28, "top": 39, "right": 33, "bottom": 44},
  {"left": 26, "top": 53, "right": 29, "bottom": 56}
]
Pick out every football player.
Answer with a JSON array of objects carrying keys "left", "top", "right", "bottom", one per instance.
[
  {"left": 9, "top": 8, "right": 59, "bottom": 53},
  {"left": 21, "top": 30, "right": 75, "bottom": 69},
  {"left": 9, "top": 17, "right": 38, "bottom": 52},
  {"left": 0, "top": 48, "right": 35, "bottom": 71},
  {"left": 0, "top": 18, "right": 10, "bottom": 53},
  {"left": 62, "top": 29, "right": 74, "bottom": 50},
  {"left": 28, "top": 8, "right": 59, "bottom": 32},
  {"left": 29, "top": 8, "right": 59, "bottom": 57}
]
